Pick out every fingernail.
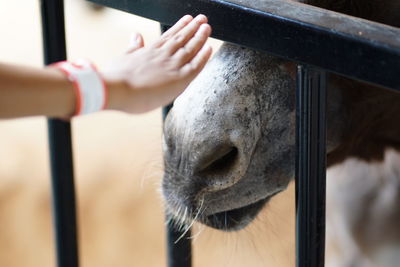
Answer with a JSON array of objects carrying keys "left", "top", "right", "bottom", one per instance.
[
  {"left": 182, "top": 15, "right": 193, "bottom": 22},
  {"left": 130, "top": 33, "right": 140, "bottom": 44},
  {"left": 195, "top": 14, "right": 207, "bottom": 21}
]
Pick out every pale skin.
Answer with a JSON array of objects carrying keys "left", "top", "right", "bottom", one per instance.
[{"left": 0, "top": 14, "right": 212, "bottom": 119}]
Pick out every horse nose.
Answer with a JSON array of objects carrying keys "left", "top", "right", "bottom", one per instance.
[{"left": 193, "top": 143, "right": 243, "bottom": 192}]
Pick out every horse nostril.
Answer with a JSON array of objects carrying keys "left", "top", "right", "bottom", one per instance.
[{"left": 197, "top": 146, "right": 239, "bottom": 177}]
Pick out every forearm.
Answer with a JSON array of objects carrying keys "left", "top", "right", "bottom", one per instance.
[
  {"left": 0, "top": 63, "right": 75, "bottom": 119},
  {"left": 0, "top": 15, "right": 211, "bottom": 118}
]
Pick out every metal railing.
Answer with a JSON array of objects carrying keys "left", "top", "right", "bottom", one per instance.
[
  {"left": 40, "top": 0, "right": 400, "bottom": 267},
  {"left": 40, "top": 1, "right": 79, "bottom": 267}
]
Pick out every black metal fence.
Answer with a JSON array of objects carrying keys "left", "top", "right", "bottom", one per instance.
[{"left": 40, "top": 0, "right": 400, "bottom": 267}]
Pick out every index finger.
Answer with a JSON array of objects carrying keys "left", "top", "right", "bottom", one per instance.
[{"left": 152, "top": 15, "right": 194, "bottom": 48}]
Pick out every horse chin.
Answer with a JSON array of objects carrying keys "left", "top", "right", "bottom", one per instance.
[
  {"left": 197, "top": 187, "right": 283, "bottom": 231},
  {"left": 198, "top": 196, "right": 270, "bottom": 231},
  {"left": 163, "top": 171, "right": 288, "bottom": 232}
]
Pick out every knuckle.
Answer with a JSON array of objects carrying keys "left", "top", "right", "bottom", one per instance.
[
  {"left": 173, "top": 34, "right": 185, "bottom": 43},
  {"left": 187, "top": 63, "right": 197, "bottom": 73},
  {"left": 160, "top": 35, "right": 171, "bottom": 42},
  {"left": 179, "top": 68, "right": 189, "bottom": 78},
  {"left": 160, "top": 45, "right": 172, "bottom": 55},
  {"left": 178, "top": 47, "right": 189, "bottom": 57}
]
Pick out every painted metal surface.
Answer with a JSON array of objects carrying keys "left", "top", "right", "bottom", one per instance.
[
  {"left": 296, "top": 66, "right": 327, "bottom": 267},
  {"left": 88, "top": 0, "right": 400, "bottom": 91},
  {"left": 40, "top": 1, "right": 80, "bottom": 267}
]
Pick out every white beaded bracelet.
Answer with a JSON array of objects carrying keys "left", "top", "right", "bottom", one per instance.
[{"left": 52, "top": 60, "right": 108, "bottom": 116}]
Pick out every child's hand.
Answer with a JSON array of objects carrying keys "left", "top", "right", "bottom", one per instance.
[{"left": 104, "top": 14, "right": 212, "bottom": 113}]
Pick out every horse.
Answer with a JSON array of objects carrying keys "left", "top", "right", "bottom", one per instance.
[{"left": 162, "top": 0, "right": 400, "bottom": 264}]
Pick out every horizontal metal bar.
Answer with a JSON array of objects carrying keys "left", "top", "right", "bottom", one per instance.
[{"left": 88, "top": 0, "right": 400, "bottom": 91}]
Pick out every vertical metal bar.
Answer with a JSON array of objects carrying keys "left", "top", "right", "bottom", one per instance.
[
  {"left": 163, "top": 104, "right": 192, "bottom": 267},
  {"left": 163, "top": 103, "right": 192, "bottom": 267},
  {"left": 161, "top": 24, "right": 192, "bottom": 267},
  {"left": 295, "top": 65, "right": 326, "bottom": 267},
  {"left": 166, "top": 221, "right": 192, "bottom": 267},
  {"left": 40, "top": 1, "right": 80, "bottom": 267}
]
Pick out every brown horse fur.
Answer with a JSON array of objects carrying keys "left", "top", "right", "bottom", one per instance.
[
  {"left": 302, "top": 0, "right": 400, "bottom": 166},
  {"left": 327, "top": 77, "right": 400, "bottom": 166},
  {"left": 308, "top": 0, "right": 400, "bottom": 27}
]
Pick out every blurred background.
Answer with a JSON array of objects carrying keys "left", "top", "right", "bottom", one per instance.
[{"left": 0, "top": 0, "right": 295, "bottom": 266}]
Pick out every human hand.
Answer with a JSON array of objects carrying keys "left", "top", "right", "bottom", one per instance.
[{"left": 103, "top": 14, "right": 212, "bottom": 113}]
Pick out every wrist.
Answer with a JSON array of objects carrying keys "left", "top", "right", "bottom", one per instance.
[
  {"left": 44, "top": 67, "right": 76, "bottom": 118},
  {"left": 51, "top": 60, "right": 108, "bottom": 118},
  {"left": 101, "top": 73, "right": 130, "bottom": 112}
]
